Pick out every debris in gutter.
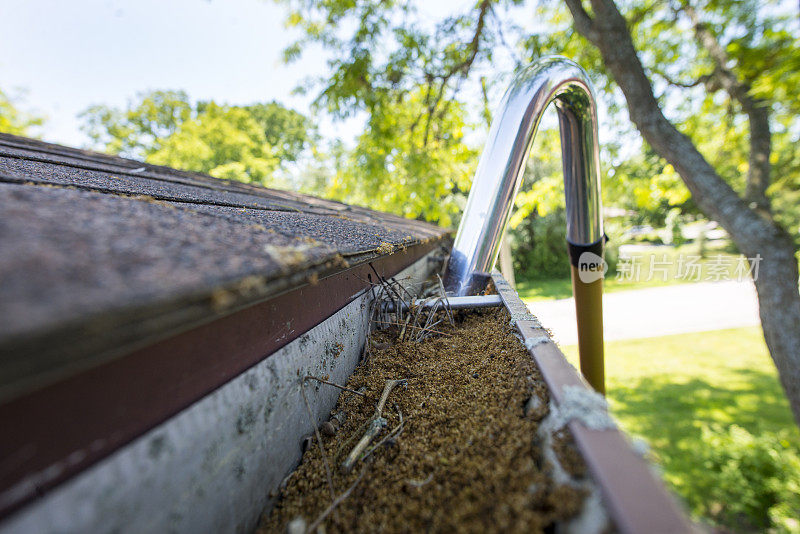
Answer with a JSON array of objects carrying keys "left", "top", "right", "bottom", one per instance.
[
  {"left": 341, "top": 379, "right": 407, "bottom": 473},
  {"left": 259, "top": 308, "right": 601, "bottom": 533},
  {"left": 536, "top": 395, "right": 612, "bottom": 534}
]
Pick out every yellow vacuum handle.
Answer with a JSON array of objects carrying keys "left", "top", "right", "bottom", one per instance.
[{"left": 571, "top": 264, "right": 605, "bottom": 395}]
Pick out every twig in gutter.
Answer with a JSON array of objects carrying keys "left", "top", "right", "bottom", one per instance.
[
  {"left": 341, "top": 379, "right": 407, "bottom": 473},
  {"left": 398, "top": 312, "right": 412, "bottom": 341},
  {"left": 408, "top": 298, "right": 426, "bottom": 341},
  {"left": 406, "top": 473, "right": 434, "bottom": 488},
  {"left": 305, "top": 463, "right": 369, "bottom": 533},
  {"left": 415, "top": 296, "right": 448, "bottom": 342},
  {"left": 304, "top": 375, "right": 369, "bottom": 398},
  {"left": 299, "top": 381, "right": 336, "bottom": 504},
  {"left": 362, "top": 404, "right": 405, "bottom": 461},
  {"left": 375, "top": 379, "right": 407, "bottom": 416},
  {"left": 377, "top": 274, "right": 454, "bottom": 344},
  {"left": 391, "top": 276, "right": 416, "bottom": 303},
  {"left": 341, "top": 417, "right": 387, "bottom": 473},
  {"left": 372, "top": 320, "right": 451, "bottom": 337},
  {"left": 437, "top": 274, "right": 455, "bottom": 326},
  {"left": 363, "top": 273, "right": 419, "bottom": 363},
  {"left": 368, "top": 264, "right": 404, "bottom": 305}
]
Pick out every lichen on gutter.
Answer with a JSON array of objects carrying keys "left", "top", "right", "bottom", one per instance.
[{"left": 551, "top": 386, "right": 616, "bottom": 431}]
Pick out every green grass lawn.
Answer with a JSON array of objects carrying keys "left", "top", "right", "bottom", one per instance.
[
  {"left": 517, "top": 244, "right": 743, "bottom": 301},
  {"left": 561, "top": 328, "right": 800, "bottom": 532}
]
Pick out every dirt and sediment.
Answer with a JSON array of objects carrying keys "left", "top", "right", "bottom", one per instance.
[{"left": 259, "top": 308, "right": 589, "bottom": 533}]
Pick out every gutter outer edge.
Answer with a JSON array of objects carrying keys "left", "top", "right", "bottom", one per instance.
[{"left": 491, "top": 271, "right": 696, "bottom": 534}]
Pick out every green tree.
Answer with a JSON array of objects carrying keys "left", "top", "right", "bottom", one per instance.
[
  {"left": 80, "top": 91, "right": 313, "bottom": 185},
  {"left": 243, "top": 102, "right": 315, "bottom": 163},
  {"left": 324, "top": 87, "right": 477, "bottom": 227},
  {"left": 0, "top": 87, "right": 44, "bottom": 136},
  {"left": 148, "top": 102, "right": 279, "bottom": 184},
  {"left": 275, "top": 0, "right": 800, "bottom": 437}
]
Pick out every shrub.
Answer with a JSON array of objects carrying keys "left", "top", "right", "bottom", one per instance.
[
  {"left": 684, "top": 425, "right": 800, "bottom": 532},
  {"left": 665, "top": 207, "right": 686, "bottom": 246},
  {"left": 510, "top": 209, "right": 621, "bottom": 280},
  {"left": 510, "top": 209, "right": 570, "bottom": 280}
]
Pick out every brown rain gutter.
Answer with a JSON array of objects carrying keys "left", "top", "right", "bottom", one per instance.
[
  {"left": 0, "top": 240, "right": 442, "bottom": 520},
  {"left": 492, "top": 272, "right": 695, "bottom": 534}
]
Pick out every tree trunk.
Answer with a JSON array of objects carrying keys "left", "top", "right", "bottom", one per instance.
[
  {"left": 752, "top": 237, "right": 800, "bottom": 425},
  {"left": 564, "top": 0, "right": 800, "bottom": 425}
]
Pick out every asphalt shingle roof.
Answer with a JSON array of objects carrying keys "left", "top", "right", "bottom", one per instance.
[{"left": 0, "top": 133, "right": 448, "bottom": 400}]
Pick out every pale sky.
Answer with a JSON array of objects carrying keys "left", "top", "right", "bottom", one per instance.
[{"left": 0, "top": 0, "right": 476, "bottom": 148}]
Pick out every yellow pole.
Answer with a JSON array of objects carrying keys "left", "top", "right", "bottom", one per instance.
[{"left": 570, "top": 264, "right": 605, "bottom": 395}]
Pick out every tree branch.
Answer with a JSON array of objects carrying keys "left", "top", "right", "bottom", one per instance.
[
  {"left": 649, "top": 65, "right": 708, "bottom": 89},
  {"left": 563, "top": 0, "right": 599, "bottom": 42},
  {"left": 454, "top": 0, "right": 492, "bottom": 77},
  {"left": 422, "top": 0, "right": 492, "bottom": 144},
  {"left": 681, "top": 1, "right": 772, "bottom": 213}
]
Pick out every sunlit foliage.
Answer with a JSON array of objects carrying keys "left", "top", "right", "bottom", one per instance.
[
  {"left": 0, "top": 88, "right": 43, "bottom": 136},
  {"left": 80, "top": 91, "right": 314, "bottom": 186},
  {"left": 276, "top": 0, "right": 799, "bottom": 236},
  {"left": 323, "top": 87, "right": 477, "bottom": 227}
]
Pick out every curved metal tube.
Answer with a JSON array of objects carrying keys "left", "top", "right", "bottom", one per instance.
[
  {"left": 444, "top": 56, "right": 603, "bottom": 296},
  {"left": 443, "top": 56, "right": 605, "bottom": 393}
]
